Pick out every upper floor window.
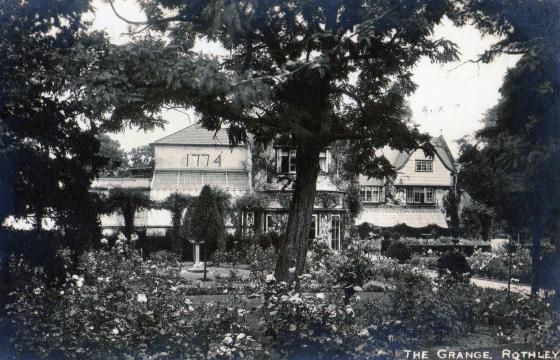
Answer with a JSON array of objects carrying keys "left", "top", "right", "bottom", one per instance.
[
  {"left": 319, "top": 151, "right": 328, "bottom": 173},
  {"left": 279, "top": 150, "right": 297, "bottom": 173},
  {"left": 406, "top": 187, "right": 436, "bottom": 204},
  {"left": 415, "top": 160, "right": 433, "bottom": 172},
  {"left": 360, "top": 186, "right": 382, "bottom": 203},
  {"left": 278, "top": 149, "right": 328, "bottom": 174}
]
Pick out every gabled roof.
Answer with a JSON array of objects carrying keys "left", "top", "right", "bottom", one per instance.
[
  {"left": 152, "top": 123, "right": 231, "bottom": 146},
  {"left": 393, "top": 136, "right": 456, "bottom": 172}
]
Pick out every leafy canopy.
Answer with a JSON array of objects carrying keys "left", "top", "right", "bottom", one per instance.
[{"left": 85, "top": 0, "right": 461, "bottom": 177}]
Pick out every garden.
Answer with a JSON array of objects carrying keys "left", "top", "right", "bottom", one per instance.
[{"left": 2, "top": 229, "right": 559, "bottom": 359}]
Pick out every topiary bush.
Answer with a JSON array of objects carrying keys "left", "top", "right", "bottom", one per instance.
[
  {"left": 437, "top": 251, "right": 471, "bottom": 282},
  {"left": 386, "top": 241, "right": 412, "bottom": 263}
]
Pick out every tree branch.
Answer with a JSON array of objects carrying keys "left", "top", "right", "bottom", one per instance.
[{"left": 108, "top": 0, "right": 183, "bottom": 26}]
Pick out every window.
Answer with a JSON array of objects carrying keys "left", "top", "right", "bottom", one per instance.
[
  {"left": 415, "top": 160, "right": 433, "bottom": 172},
  {"left": 265, "top": 214, "right": 276, "bottom": 232},
  {"left": 406, "top": 187, "right": 436, "bottom": 204},
  {"left": 330, "top": 215, "right": 341, "bottom": 251},
  {"left": 279, "top": 149, "right": 297, "bottom": 173},
  {"left": 425, "top": 188, "right": 435, "bottom": 203},
  {"left": 360, "top": 186, "right": 381, "bottom": 203},
  {"left": 309, "top": 214, "right": 318, "bottom": 239},
  {"left": 319, "top": 151, "right": 328, "bottom": 173}
]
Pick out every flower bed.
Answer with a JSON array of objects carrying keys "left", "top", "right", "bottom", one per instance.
[
  {"left": 2, "top": 235, "right": 556, "bottom": 359},
  {"left": 468, "top": 248, "right": 532, "bottom": 284}
]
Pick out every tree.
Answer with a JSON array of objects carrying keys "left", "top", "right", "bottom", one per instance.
[
  {"left": 452, "top": 0, "right": 560, "bottom": 294},
  {"left": 87, "top": 0, "right": 460, "bottom": 280},
  {"left": 0, "top": 0, "right": 110, "bottom": 249},
  {"left": 105, "top": 188, "right": 152, "bottom": 240},
  {"left": 97, "top": 134, "right": 130, "bottom": 177},
  {"left": 128, "top": 145, "right": 155, "bottom": 170},
  {"left": 459, "top": 197, "right": 496, "bottom": 241},
  {"left": 185, "top": 185, "right": 225, "bottom": 280},
  {"left": 159, "top": 193, "right": 193, "bottom": 258}
]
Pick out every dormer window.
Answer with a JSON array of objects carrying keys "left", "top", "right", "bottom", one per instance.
[{"left": 415, "top": 160, "right": 433, "bottom": 172}]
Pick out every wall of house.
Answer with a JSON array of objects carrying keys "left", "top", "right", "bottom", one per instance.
[
  {"left": 154, "top": 145, "right": 249, "bottom": 170},
  {"left": 394, "top": 148, "right": 453, "bottom": 187}
]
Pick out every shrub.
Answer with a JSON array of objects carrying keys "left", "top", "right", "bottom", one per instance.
[
  {"left": 4, "top": 234, "right": 253, "bottom": 358},
  {"left": 386, "top": 241, "right": 412, "bottom": 263},
  {"left": 260, "top": 276, "right": 391, "bottom": 359},
  {"left": 468, "top": 248, "right": 532, "bottom": 283},
  {"left": 390, "top": 272, "right": 478, "bottom": 342},
  {"left": 437, "top": 251, "right": 471, "bottom": 282},
  {"left": 244, "top": 244, "right": 277, "bottom": 283}
]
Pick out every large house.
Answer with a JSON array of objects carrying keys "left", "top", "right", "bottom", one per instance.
[
  {"left": 92, "top": 124, "right": 456, "bottom": 249},
  {"left": 356, "top": 136, "right": 457, "bottom": 229}
]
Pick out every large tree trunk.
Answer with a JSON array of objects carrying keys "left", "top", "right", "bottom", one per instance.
[{"left": 275, "top": 145, "right": 321, "bottom": 282}]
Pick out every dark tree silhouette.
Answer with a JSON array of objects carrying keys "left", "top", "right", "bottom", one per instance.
[
  {"left": 453, "top": 0, "right": 560, "bottom": 294},
  {"left": 185, "top": 185, "right": 225, "bottom": 280},
  {"left": 0, "top": 0, "right": 108, "bottom": 248},
  {"left": 105, "top": 188, "right": 152, "bottom": 241},
  {"left": 159, "top": 193, "right": 194, "bottom": 258}
]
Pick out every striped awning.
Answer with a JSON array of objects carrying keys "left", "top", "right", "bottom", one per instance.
[{"left": 356, "top": 206, "right": 448, "bottom": 228}]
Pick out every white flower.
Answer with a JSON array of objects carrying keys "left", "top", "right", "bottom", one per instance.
[
  {"left": 112, "top": 328, "right": 119, "bottom": 335},
  {"left": 117, "top": 232, "right": 127, "bottom": 241},
  {"left": 223, "top": 336, "right": 234, "bottom": 345},
  {"left": 59, "top": 290, "right": 64, "bottom": 295},
  {"left": 359, "top": 329, "right": 369, "bottom": 337},
  {"left": 288, "top": 267, "right": 296, "bottom": 273},
  {"left": 76, "top": 279, "right": 84, "bottom": 288},
  {"left": 475, "top": 298, "right": 481, "bottom": 304},
  {"left": 316, "top": 292, "right": 325, "bottom": 300},
  {"left": 33, "top": 287, "right": 41, "bottom": 295},
  {"left": 237, "top": 333, "right": 246, "bottom": 340},
  {"left": 265, "top": 274, "right": 276, "bottom": 283},
  {"left": 100, "top": 238, "right": 108, "bottom": 245},
  {"left": 130, "top": 233, "right": 139, "bottom": 242},
  {"left": 71, "top": 274, "right": 80, "bottom": 280},
  {"left": 137, "top": 293, "right": 147, "bottom": 303},
  {"left": 289, "top": 324, "right": 297, "bottom": 332}
]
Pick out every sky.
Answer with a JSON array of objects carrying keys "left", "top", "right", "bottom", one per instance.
[{"left": 90, "top": 0, "right": 520, "bottom": 157}]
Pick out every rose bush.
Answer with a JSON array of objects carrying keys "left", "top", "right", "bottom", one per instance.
[
  {"left": 468, "top": 248, "right": 532, "bottom": 283},
  {"left": 4, "top": 234, "right": 257, "bottom": 359}
]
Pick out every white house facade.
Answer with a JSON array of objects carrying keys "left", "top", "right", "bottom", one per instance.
[{"left": 92, "top": 125, "right": 456, "bottom": 247}]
